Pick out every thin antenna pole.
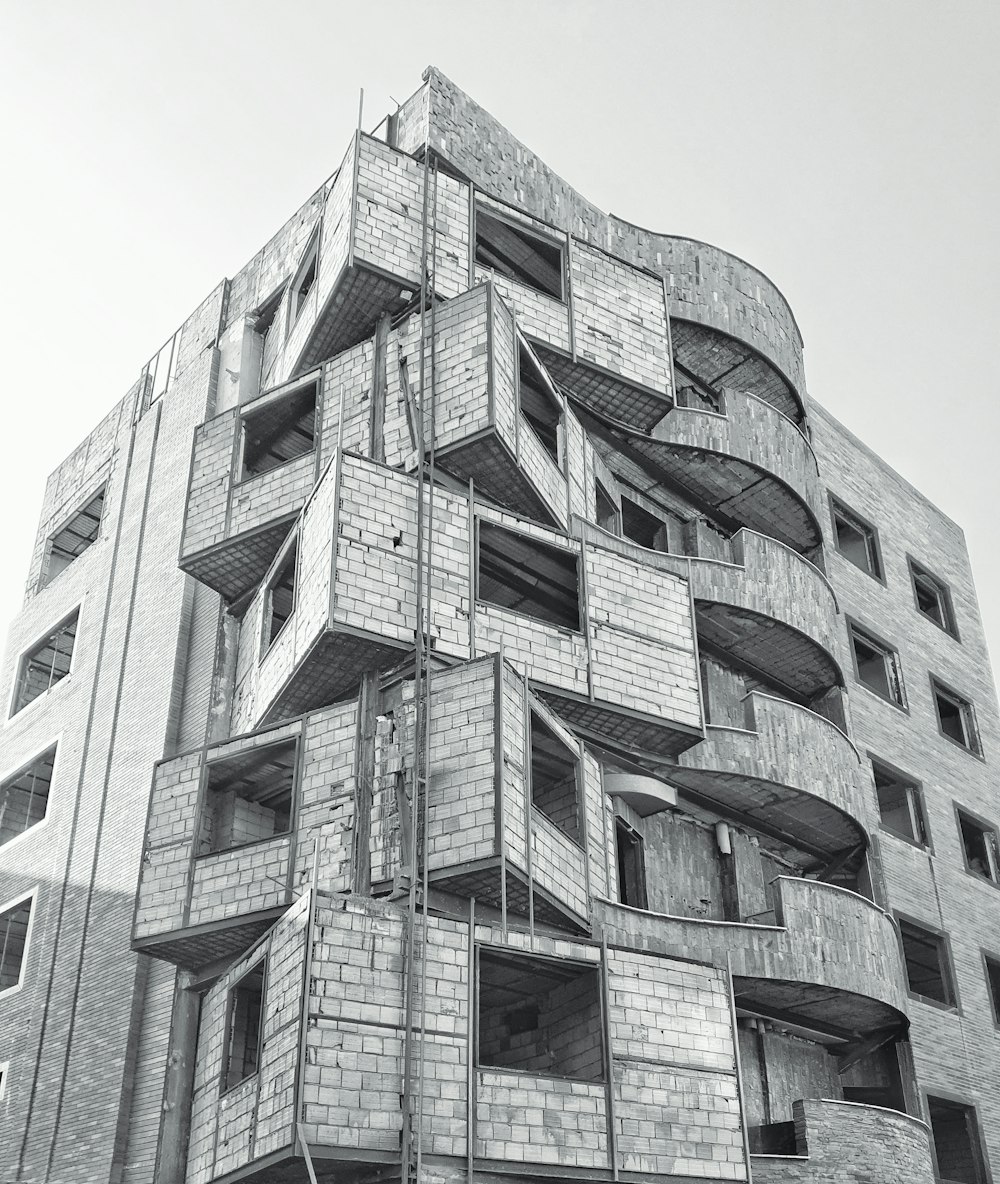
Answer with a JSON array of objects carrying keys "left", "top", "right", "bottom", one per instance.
[{"left": 357, "top": 87, "right": 364, "bottom": 131}]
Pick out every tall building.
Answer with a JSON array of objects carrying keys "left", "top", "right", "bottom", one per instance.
[{"left": 1, "top": 67, "right": 997, "bottom": 1184}]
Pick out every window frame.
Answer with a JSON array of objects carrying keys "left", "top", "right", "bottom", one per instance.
[
  {"left": 220, "top": 959, "right": 266, "bottom": 1095},
  {"left": 955, "top": 805, "right": 1000, "bottom": 887},
  {"left": 39, "top": 483, "right": 107, "bottom": 591},
  {"left": 261, "top": 533, "right": 299, "bottom": 656},
  {"left": 529, "top": 707, "right": 585, "bottom": 848},
  {"left": 237, "top": 375, "right": 320, "bottom": 484},
  {"left": 924, "top": 1091, "right": 991, "bottom": 1184},
  {"left": 870, "top": 755, "right": 930, "bottom": 850},
  {"left": 289, "top": 227, "right": 320, "bottom": 324},
  {"left": 615, "top": 814, "right": 648, "bottom": 909},
  {"left": 197, "top": 734, "right": 300, "bottom": 859},
  {"left": 930, "top": 675, "right": 982, "bottom": 757},
  {"left": 475, "top": 519, "right": 582, "bottom": 633},
  {"left": 907, "top": 556, "right": 959, "bottom": 640},
  {"left": 0, "top": 888, "right": 37, "bottom": 1001},
  {"left": 828, "top": 494, "right": 885, "bottom": 582},
  {"left": 9, "top": 607, "right": 81, "bottom": 719},
  {"left": 846, "top": 617, "right": 907, "bottom": 709},
  {"left": 896, "top": 912, "right": 960, "bottom": 1012},
  {"left": 982, "top": 949, "right": 1000, "bottom": 1030},
  {"left": 473, "top": 200, "right": 568, "bottom": 303},
  {"left": 0, "top": 742, "right": 58, "bottom": 852}
]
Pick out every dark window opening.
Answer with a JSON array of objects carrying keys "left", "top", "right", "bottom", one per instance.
[
  {"left": 957, "top": 810, "right": 999, "bottom": 883},
  {"left": 253, "top": 286, "right": 285, "bottom": 391},
  {"left": 595, "top": 484, "right": 618, "bottom": 534},
  {"left": 519, "top": 346, "right": 561, "bottom": 464},
  {"left": 675, "top": 380, "right": 722, "bottom": 414},
  {"left": 12, "top": 611, "right": 78, "bottom": 716},
  {"left": 620, "top": 496, "right": 670, "bottom": 552},
  {"left": 530, "top": 713, "right": 582, "bottom": 845},
  {"left": 909, "top": 559, "right": 958, "bottom": 637},
  {"left": 615, "top": 818, "right": 647, "bottom": 908},
  {"left": 241, "top": 382, "right": 318, "bottom": 479},
  {"left": 984, "top": 954, "right": 1000, "bottom": 1027},
  {"left": 292, "top": 235, "right": 319, "bottom": 319},
  {"left": 475, "top": 207, "right": 564, "bottom": 300},
  {"left": 872, "top": 759, "right": 927, "bottom": 846},
  {"left": 478, "top": 948, "right": 604, "bottom": 1082},
  {"left": 927, "top": 1096, "right": 987, "bottom": 1184},
  {"left": 747, "top": 1122, "right": 798, "bottom": 1156},
  {"left": 849, "top": 623, "right": 905, "bottom": 706},
  {"left": 265, "top": 542, "right": 297, "bottom": 647},
  {"left": 41, "top": 487, "right": 105, "bottom": 588},
  {"left": 223, "top": 963, "right": 264, "bottom": 1093},
  {"left": 0, "top": 898, "right": 32, "bottom": 992},
  {"left": 0, "top": 747, "right": 56, "bottom": 848},
  {"left": 899, "top": 919, "right": 955, "bottom": 1007},
  {"left": 831, "top": 498, "right": 882, "bottom": 579},
  {"left": 932, "top": 680, "right": 981, "bottom": 754},
  {"left": 477, "top": 521, "right": 580, "bottom": 631},
  {"left": 198, "top": 737, "right": 297, "bottom": 855}
]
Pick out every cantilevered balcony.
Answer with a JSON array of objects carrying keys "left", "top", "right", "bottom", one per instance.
[
  {"left": 751, "top": 1099, "right": 935, "bottom": 1184},
  {"left": 595, "top": 876, "right": 908, "bottom": 1041},
  {"left": 581, "top": 386, "right": 823, "bottom": 554},
  {"left": 230, "top": 452, "right": 703, "bottom": 757}
]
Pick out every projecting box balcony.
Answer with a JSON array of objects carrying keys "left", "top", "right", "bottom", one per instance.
[
  {"left": 751, "top": 1099, "right": 935, "bottom": 1184},
  {"left": 670, "top": 692, "right": 868, "bottom": 872},
  {"left": 230, "top": 451, "right": 704, "bottom": 757},
  {"left": 586, "top": 387, "right": 823, "bottom": 554},
  {"left": 595, "top": 875, "right": 908, "bottom": 1043},
  {"left": 185, "top": 892, "right": 746, "bottom": 1184}
]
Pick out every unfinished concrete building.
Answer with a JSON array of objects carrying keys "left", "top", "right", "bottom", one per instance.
[{"left": 1, "top": 67, "right": 998, "bottom": 1184}]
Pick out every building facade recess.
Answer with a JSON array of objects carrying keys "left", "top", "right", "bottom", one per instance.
[{"left": 0, "top": 63, "right": 997, "bottom": 1184}]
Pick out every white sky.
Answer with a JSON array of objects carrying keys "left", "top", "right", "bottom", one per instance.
[{"left": 2, "top": 0, "right": 999, "bottom": 672}]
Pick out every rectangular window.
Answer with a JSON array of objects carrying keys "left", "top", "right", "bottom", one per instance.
[
  {"left": 478, "top": 948, "right": 604, "bottom": 1081},
  {"left": 620, "top": 496, "right": 670, "bottom": 552},
  {"left": 531, "top": 712, "right": 582, "bottom": 845},
  {"left": 984, "top": 953, "right": 1000, "bottom": 1027},
  {"left": 0, "top": 747, "right": 56, "bottom": 848},
  {"left": 899, "top": 918, "right": 956, "bottom": 1008},
  {"left": 198, "top": 737, "right": 297, "bottom": 856},
  {"left": 222, "top": 962, "right": 264, "bottom": 1093},
  {"left": 11, "top": 611, "right": 79, "bottom": 716},
  {"left": 830, "top": 497, "right": 882, "bottom": 579},
  {"left": 0, "top": 896, "right": 33, "bottom": 993},
  {"left": 957, "top": 809, "right": 999, "bottom": 884},
  {"left": 519, "top": 344, "right": 562, "bottom": 464},
  {"left": 475, "top": 206, "right": 565, "bottom": 301},
  {"left": 931, "top": 678, "right": 981, "bottom": 755},
  {"left": 927, "top": 1095, "right": 988, "bottom": 1184},
  {"left": 848, "top": 621, "right": 905, "bottom": 707},
  {"left": 909, "top": 559, "right": 958, "bottom": 638},
  {"left": 615, "top": 817, "right": 647, "bottom": 908},
  {"left": 40, "top": 486, "right": 106, "bottom": 589},
  {"left": 871, "top": 758, "right": 928, "bottom": 846},
  {"left": 291, "top": 231, "right": 319, "bottom": 320},
  {"left": 595, "top": 484, "right": 619, "bottom": 535},
  {"left": 241, "top": 380, "right": 318, "bottom": 480},
  {"left": 477, "top": 521, "right": 580, "bottom": 631},
  {"left": 264, "top": 540, "right": 297, "bottom": 648}
]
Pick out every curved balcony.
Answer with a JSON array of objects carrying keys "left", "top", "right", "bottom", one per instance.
[
  {"left": 752, "top": 1099, "right": 935, "bottom": 1184},
  {"left": 595, "top": 876, "right": 907, "bottom": 1039},
  {"left": 671, "top": 692, "right": 867, "bottom": 868}
]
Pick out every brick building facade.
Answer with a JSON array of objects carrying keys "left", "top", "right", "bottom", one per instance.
[{"left": 1, "top": 67, "right": 997, "bottom": 1184}]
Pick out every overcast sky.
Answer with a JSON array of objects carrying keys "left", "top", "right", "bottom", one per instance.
[{"left": 2, "top": 0, "right": 998, "bottom": 674}]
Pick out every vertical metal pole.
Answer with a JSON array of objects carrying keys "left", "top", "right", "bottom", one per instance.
[
  {"left": 726, "top": 951, "right": 754, "bottom": 1182},
  {"left": 466, "top": 897, "right": 476, "bottom": 1184}
]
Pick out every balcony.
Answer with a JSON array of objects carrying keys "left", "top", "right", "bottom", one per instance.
[
  {"left": 751, "top": 1099, "right": 934, "bottom": 1184},
  {"left": 185, "top": 892, "right": 746, "bottom": 1184},
  {"left": 594, "top": 876, "right": 908, "bottom": 1041},
  {"left": 670, "top": 693, "right": 868, "bottom": 869},
  {"left": 230, "top": 452, "right": 703, "bottom": 757}
]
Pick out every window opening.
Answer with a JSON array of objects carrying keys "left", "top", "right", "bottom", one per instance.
[
  {"left": 899, "top": 919, "right": 955, "bottom": 1007},
  {"left": 620, "top": 496, "right": 670, "bottom": 552},
  {"left": 0, "top": 747, "right": 56, "bottom": 848},
  {"left": 241, "top": 382, "right": 318, "bottom": 479},
  {"left": 957, "top": 810, "right": 999, "bottom": 883},
  {"left": 927, "top": 1095, "right": 987, "bottom": 1184},
  {"left": 872, "top": 759, "right": 927, "bottom": 846},
  {"left": 265, "top": 541, "right": 297, "bottom": 648},
  {"left": 12, "top": 611, "right": 78, "bottom": 716},
  {"left": 932, "top": 679, "right": 981, "bottom": 754},
  {"left": 198, "top": 737, "right": 296, "bottom": 855},
  {"left": 615, "top": 817, "right": 647, "bottom": 908},
  {"left": 831, "top": 498, "right": 882, "bottom": 579},
  {"left": 909, "top": 559, "right": 958, "bottom": 637},
  {"left": 848, "top": 622, "right": 905, "bottom": 706},
  {"left": 530, "top": 713, "right": 582, "bottom": 845},
  {"left": 41, "top": 487, "right": 105, "bottom": 588},
  {"left": 984, "top": 954, "right": 1000, "bottom": 1026},
  {"left": 291, "top": 233, "right": 319, "bottom": 320},
  {"left": 253, "top": 286, "right": 285, "bottom": 392},
  {"left": 0, "top": 897, "right": 32, "bottom": 992},
  {"left": 675, "top": 379, "right": 722, "bottom": 414},
  {"left": 475, "top": 207, "right": 564, "bottom": 300},
  {"left": 477, "top": 522, "right": 580, "bottom": 631},
  {"left": 595, "top": 484, "right": 618, "bottom": 534},
  {"left": 519, "top": 346, "right": 561, "bottom": 464},
  {"left": 478, "top": 948, "right": 604, "bottom": 1081},
  {"left": 222, "top": 962, "right": 265, "bottom": 1093}
]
